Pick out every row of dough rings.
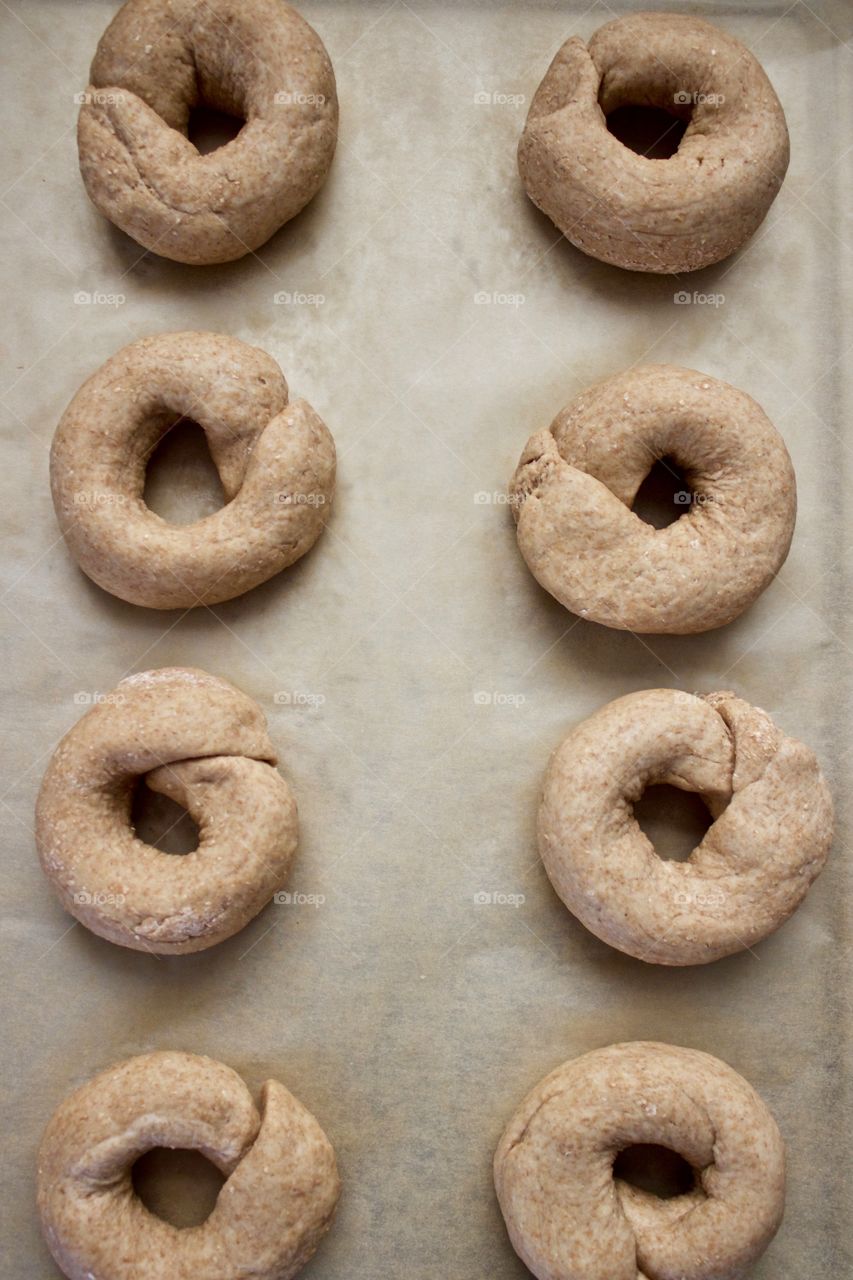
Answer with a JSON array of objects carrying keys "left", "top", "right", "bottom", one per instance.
[
  {"left": 50, "top": 343, "right": 794, "bottom": 635},
  {"left": 50, "top": 331, "right": 336, "bottom": 611},
  {"left": 76, "top": 4, "right": 788, "bottom": 271},
  {"left": 34, "top": 675, "right": 833, "bottom": 966},
  {"left": 37, "top": 1040, "right": 785, "bottom": 1280},
  {"left": 48, "top": 1, "right": 342, "bottom": 1272}
]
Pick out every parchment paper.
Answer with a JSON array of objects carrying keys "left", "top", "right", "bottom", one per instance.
[{"left": 1, "top": 1, "right": 850, "bottom": 1276}]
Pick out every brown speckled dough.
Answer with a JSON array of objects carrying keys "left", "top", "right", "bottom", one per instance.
[
  {"left": 78, "top": 0, "right": 338, "bottom": 264},
  {"left": 510, "top": 365, "right": 796, "bottom": 634},
  {"left": 38, "top": 1050, "right": 340, "bottom": 1280},
  {"left": 494, "top": 1041, "right": 785, "bottom": 1280},
  {"left": 518, "top": 12, "right": 789, "bottom": 273},
  {"left": 50, "top": 331, "right": 336, "bottom": 610},
  {"left": 539, "top": 689, "right": 833, "bottom": 965},
  {"left": 36, "top": 667, "right": 298, "bottom": 954}
]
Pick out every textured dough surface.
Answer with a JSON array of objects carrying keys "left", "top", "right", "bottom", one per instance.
[
  {"left": 510, "top": 364, "right": 796, "bottom": 634},
  {"left": 538, "top": 688, "right": 833, "bottom": 964},
  {"left": 38, "top": 1050, "right": 340, "bottom": 1280},
  {"left": 36, "top": 666, "right": 298, "bottom": 954},
  {"left": 50, "top": 330, "right": 336, "bottom": 610},
  {"left": 518, "top": 11, "right": 789, "bottom": 273},
  {"left": 78, "top": 0, "right": 339, "bottom": 264},
  {"left": 494, "top": 1041, "right": 785, "bottom": 1280}
]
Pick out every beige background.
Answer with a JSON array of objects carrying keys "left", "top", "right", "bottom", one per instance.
[{"left": 1, "top": 0, "right": 851, "bottom": 1275}]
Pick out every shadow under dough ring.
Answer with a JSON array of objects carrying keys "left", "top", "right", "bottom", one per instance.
[
  {"left": 36, "top": 667, "right": 298, "bottom": 954},
  {"left": 518, "top": 11, "right": 789, "bottom": 272},
  {"left": 510, "top": 364, "right": 796, "bottom": 634},
  {"left": 539, "top": 688, "right": 833, "bottom": 965},
  {"left": 494, "top": 1041, "right": 785, "bottom": 1280},
  {"left": 38, "top": 1051, "right": 340, "bottom": 1280},
  {"left": 78, "top": 0, "right": 338, "bottom": 264},
  {"left": 50, "top": 330, "right": 336, "bottom": 610}
]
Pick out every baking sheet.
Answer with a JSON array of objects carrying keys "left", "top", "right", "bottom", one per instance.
[{"left": 1, "top": 0, "right": 851, "bottom": 1275}]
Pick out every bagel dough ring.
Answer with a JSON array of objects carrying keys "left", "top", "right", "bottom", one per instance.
[
  {"left": 78, "top": 0, "right": 338, "bottom": 264},
  {"left": 38, "top": 1050, "right": 340, "bottom": 1280},
  {"left": 539, "top": 688, "right": 833, "bottom": 965},
  {"left": 35, "top": 667, "right": 298, "bottom": 954},
  {"left": 510, "top": 364, "right": 796, "bottom": 634},
  {"left": 518, "top": 12, "right": 789, "bottom": 273},
  {"left": 494, "top": 1041, "right": 785, "bottom": 1280},
  {"left": 50, "top": 331, "right": 336, "bottom": 610}
]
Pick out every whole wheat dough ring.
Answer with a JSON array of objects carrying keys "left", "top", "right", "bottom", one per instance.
[
  {"left": 539, "top": 688, "right": 833, "bottom": 965},
  {"left": 38, "top": 1050, "right": 340, "bottom": 1280},
  {"left": 77, "top": 0, "right": 338, "bottom": 264},
  {"left": 50, "top": 331, "right": 336, "bottom": 610},
  {"left": 35, "top": 667, "right": 298, "bottom": 954},
  {"left": 494, "top": 1041, "right": 785, "bottom": 1280},
  {"left": 510, "top": 364, "right": 796, "bottom": 634},
  {"left": 518, "top": 12, "right": 789, "bottom": 273}
]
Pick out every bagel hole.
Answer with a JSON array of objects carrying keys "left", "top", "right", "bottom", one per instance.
[
  {"left": 144, "top": 418, "right": 224, "bottom": 526},
  {"left": 131, "top": 780, "right": 199, "bottom": 855},
  {"left": 632, "top": 457, "right": 692, "bottom": 528},
  {"left": 633, "top": 784, "right": 712, "bottom": 862},
  {"left": 613, "top": 1144, "right": 696, "bottom": 1199},
  {"left": 187, "top": 104, "right": 244, "bottom": 154},
  {"left": 132, "top": 1148, "right": 225, "bottom": 1227},
  {"left": 605, "top": 105, "right": 687, "bottom": 158}
]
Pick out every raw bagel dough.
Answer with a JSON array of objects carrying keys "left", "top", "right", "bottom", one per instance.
[
  {"left": 36, "top": 667, "right": 298, "bottom": 954},
  {"left": 78, "top": 0, "right": 338, "bottom": 264},
  {"left": 518, "top": 12, "right": 789, "bottom": 272},
  {"left": 495, "top": 1041, "right": 785, "bottom": 1280},
  {"left": 510, "top": 364, "right": 796, "bottom": 634},
  {"left": 538, "top": 688, "right": 833, "bottom": 965},
  {"left": 50, "top": 331, "right": 336, "bottom": 610},
  {"left": 38, "top": 1050, "right": 340, "bottom": 1280}
]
